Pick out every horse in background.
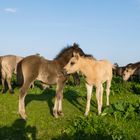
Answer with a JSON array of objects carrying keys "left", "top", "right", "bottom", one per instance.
[
  {"left": 64, "top": 52, "right": 113, "bottom": 116},
  {"left": 17, "top": 43, "right": 85, "bottom": 120},
  {"left": 0, "top": 55, "right": 23, "bottom": 93},
  {"left": 113, "top": 63, "right": 125, "bottom": 77},
  {"left": 122, "top": 62, "right": 140, "bottom": 81}
]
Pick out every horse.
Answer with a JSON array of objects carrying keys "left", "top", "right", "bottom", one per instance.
[
  {"left": 122, "top": 62, "right": 140, "bottom": 81},
  {"left": 17, "top": 43, "right": 85, "bottom": 120},
  {"left": 0, "top": 55, "right": 23, "bottom": 93},
  {"left": 63, "top": 52, "right": 113, "bottom": 116},
  {"left": 113, "top": 63, "right": 125, "bottom": 77}
]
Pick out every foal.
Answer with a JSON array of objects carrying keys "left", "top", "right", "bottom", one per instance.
[
  {"left": 64, "top": 53, "right": 113, "bottom": 115},
  {"left": 17, "top": 43, "right": 85, "bottom": 119}
]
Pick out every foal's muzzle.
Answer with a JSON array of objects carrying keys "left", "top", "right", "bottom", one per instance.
[{"left": 62, "top": 69, "right": 68, "bottom": 76}]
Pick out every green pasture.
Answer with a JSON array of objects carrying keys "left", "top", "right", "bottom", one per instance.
[{"left": 0, "top": 76, "right": 140, "bottom": 140}]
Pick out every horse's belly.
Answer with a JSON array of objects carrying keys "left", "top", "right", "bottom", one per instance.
[{"left": 37, "top": 74, "right": 57, "bottom": 85}]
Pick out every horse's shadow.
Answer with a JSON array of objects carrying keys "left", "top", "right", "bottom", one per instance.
[
  {"left": 64, "top": 89, "right": 97, "bottom": 113},
  {"left": 0, "top": 119, "right": 37, "bottom": 140},
  {"left": 25, "top": 88, "right": 55, "bottom": 116},
  {"left": 25, "top": 87, "right": 97, "bottom": 117},
  {"left": 64, "top": 89, "right": 85, "bottom": 112}
]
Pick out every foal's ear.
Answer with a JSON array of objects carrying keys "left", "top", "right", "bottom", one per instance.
[
  {"left": 73, "top": 42, "right": 79, "bottom": 48},
  {"left": 73, "top": 52, "right": 79, "bottom": 59}
]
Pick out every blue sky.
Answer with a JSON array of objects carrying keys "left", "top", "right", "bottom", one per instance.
[{"left": 0, "top": 0, "right": 140, "bottom": 66}]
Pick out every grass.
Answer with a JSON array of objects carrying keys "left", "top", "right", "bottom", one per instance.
[{"left": 0, "top": 76, "right": 140, "bottom": 140}]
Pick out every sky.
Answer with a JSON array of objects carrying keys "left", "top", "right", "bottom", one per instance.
[{"left": 0, "top": 0, "right": 140, "bottom": 66}]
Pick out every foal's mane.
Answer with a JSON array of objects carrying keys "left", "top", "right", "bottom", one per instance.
[
  {"left": 54, "top": 43, "right": 84, "bottom": 60},
  {"left": 54, "top": 46, "right": 73, "bottom": 60},
  {"left": 83, "top": 54, "right": 94, "bottom": 58},
  {"left": 82, "top": 53, "right": 96, "bottom": 60},
  {"left": 54, "top": 43, "right": 96, "bottom": 60}
]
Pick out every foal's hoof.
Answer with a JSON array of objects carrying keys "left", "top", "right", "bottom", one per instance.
[
  {"left": 98, "top": 112, "right": 101, "bottom": 115},
  {"left": 19, "top": 112, "right": 27, "bottom": 120},
  {"left": 58, "top": 111, "right": 64, "bottom": 116},
  {"left": 53, "top": 110, "right": 58, "bottom": 118},
  {"left": 9, "top": 90, "right": 14, "bottom": 94},
  {"left": 84, "top": 112, "right": 89, "bottom": 117},
  {"left": 1, "top": 90, "right": 6, "bottom": 94}
]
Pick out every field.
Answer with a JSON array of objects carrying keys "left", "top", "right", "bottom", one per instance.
[{"left": 0, "top": 76, "right": 140, "bottom": 140}]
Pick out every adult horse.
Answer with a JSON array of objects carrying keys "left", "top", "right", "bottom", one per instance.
[
  {"left": 0, "top": 55, "right": 23, "bottom": 93},
  {"left": 17, "top": 43, "right": 85, "bottom": 119}
]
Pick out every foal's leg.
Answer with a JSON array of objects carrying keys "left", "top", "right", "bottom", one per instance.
[
  {"left": 53, "top": 86, "right": 64, "bottom": 118},
  {"left": 30, "top": 82, "right": 34, "bottom": 89},
  {"left": 106, "top": 80, "right": 111, "bottom": 106},
  {"left": 72, "top": 72, "right": 80, "bottom": 86},
  {"left": 95, "top": 84, "right": 101, "bottom": 115},
  {"left": 1, "top": 69, "right": 6, "bottom": 93},
  {"left": 6, "top": 73, "right": 14, "bottom": 93},
  {"left": 98, "top": 84, "right": 103, "bottom": 114},
  {"left": 19, "top": 81, "right": 32, "bottom": 120},
  {"left": 41, "top": 83, "right": 50, "bottom": 90},
  {"left": 84, "top": 83, "right": 93, "bottom": 116},
  {"left": 53, "top": 95, "right": 58, "bottom": 118},
  {"left": 53, "top": 81, "right": 65, "bottom": 118}
]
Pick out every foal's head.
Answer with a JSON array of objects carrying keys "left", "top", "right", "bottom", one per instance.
[
  {"left": 64, "top": 51, "right": 94, "bottom": 74},
  {"left": 64, "top": 52, "right": 82, "bottom": 74}
]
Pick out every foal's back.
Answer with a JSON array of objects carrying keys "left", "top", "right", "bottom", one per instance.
[
  {"left": 90, "top": 59, "right": 112, "bottom": 82},
  {"left": 98, "top": 60, "right": 112, "bottom": 76},
  {"left": 20, "top": 55, "right": 42, "bottom": 73},
  {"left": 17, "top": 55, "right": 61, "bottom": 86},
  {"left": 17, "top": 55, "right": 43, "bottom": 85}
]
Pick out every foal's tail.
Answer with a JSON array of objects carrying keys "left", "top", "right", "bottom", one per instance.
[{"left": 16, "top": 60, "right": 24, "bottom": 87}]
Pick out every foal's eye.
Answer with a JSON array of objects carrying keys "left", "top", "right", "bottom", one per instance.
[{"left": 70, "top": 62, "right": 75, "bottom": 66}]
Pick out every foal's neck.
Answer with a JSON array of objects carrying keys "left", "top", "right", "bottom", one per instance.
[
  {"left": 79, "top": 57, "right": 95, "bottom": 78},
  {"left": 56, "top": 56, "right": 70, "bottom": 68}
]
